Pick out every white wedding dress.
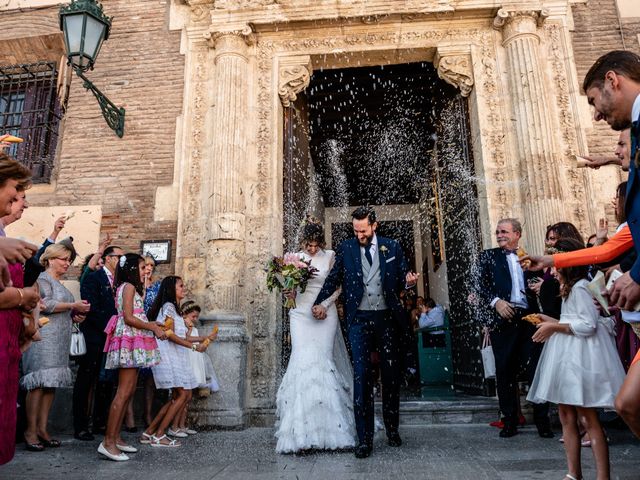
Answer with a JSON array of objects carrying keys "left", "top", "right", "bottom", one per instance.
[{"left": 275, "top": 248, "right": 357, "bottom": 453}]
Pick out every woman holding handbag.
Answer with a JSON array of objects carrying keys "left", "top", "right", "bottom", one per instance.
[{"left": 21, "top": 242, "right": 90, "bottom": 452}]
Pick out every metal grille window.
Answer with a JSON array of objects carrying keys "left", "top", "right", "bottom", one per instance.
[{"left": 0, "top": 61, "right": 65, "bottom": 183}]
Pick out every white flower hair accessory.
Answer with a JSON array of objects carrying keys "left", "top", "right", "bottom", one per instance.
[{"left": 119, "top": 255, "right": 126, "bottom": 268}]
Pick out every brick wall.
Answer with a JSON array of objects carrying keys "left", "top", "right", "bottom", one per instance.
[{"left": 0, "top": 1, "right": 184, "bottom": 277}]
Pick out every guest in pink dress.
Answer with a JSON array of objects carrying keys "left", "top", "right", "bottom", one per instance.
[{"left": 99, "top": 253, "right": 165, "bottom": 462}]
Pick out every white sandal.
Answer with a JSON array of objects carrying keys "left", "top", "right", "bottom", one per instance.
[
  {"left": 564, "top": 474, "right": 581, "bottom": 480},
  {"left": 168, "top": 428, "right": 188, "bottom": 438},
  {"left": 150, "top": 434, "right": 180, "bottom": 448},
  {"left": 139, "top": 432, "right": 153, "bottom": 445}
]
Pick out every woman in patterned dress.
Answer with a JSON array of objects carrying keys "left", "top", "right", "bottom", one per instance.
[
  {"left": 99, "top": 253, "right": 165, "bottom": 461},
  {"left": 21, "top": 243, "right": 90, "bottom": 451}
]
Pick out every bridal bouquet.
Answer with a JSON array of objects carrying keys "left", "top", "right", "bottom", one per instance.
[{"left": 266, "top": 253, "right": 318, "bottom": 309}]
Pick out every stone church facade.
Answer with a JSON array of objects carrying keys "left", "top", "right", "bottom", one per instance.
[{"left": 0, "top": 0, "right": 638, "bottom": 427}]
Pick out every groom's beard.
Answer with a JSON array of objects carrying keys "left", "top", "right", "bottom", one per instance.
[{"left": 358, "top": 235, "right": 373, "bottom": 247}]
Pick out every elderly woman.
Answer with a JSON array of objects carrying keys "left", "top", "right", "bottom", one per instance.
[{"left": 20, "top": 243, "right": 90, "bottom": 451}]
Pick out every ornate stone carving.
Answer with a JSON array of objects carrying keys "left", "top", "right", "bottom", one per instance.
[
  {"left": 493, "top": 8, "right": 549, "bottom": 31},
  {"left": 278, "top": 56, "right": 312, "bottom": 108},
  {"left": 545, "top": 23, "right": 591, "bottom": 234},
  {"left": 434, "top": 46, "right": 473, "bottom": 97},
  {"left": 205, "top": 25, "right": 256, "bottom": 50},
  {"left": 494, "top": 6, "right": 565, "bottom": 249}
]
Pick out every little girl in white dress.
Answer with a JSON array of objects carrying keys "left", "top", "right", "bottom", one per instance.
[{"left": 527, "top": 238, "right": 625, "bottom": 480}]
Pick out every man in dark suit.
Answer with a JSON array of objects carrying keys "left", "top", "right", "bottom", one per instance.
[
  {"left": 583, "top": 50, "right": 640, "bottom": 437},
  {"left": 72, "top": 245, "right": 123, "bottom": 440},
  {"left": 313, "top": 206, "right": 418, "bottom": 458},
  {"left": 478, "top": 218, "right": 551, "bottom": 438}
]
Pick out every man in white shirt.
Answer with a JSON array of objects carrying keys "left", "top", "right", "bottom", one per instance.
[{"left": 477, "top": 218, "right": 551, "bottom": 439}]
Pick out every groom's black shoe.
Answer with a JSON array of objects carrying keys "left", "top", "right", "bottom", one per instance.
[
  {"left": 387, "top": 432, "right": 402, "bottom": 447},
  {"left": 354, "top": 443, "right": 372, "bottom": 459}
]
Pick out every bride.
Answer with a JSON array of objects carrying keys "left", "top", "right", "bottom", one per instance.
[{"left": 275, "top": 219, "right": 356, "bottom": 453}]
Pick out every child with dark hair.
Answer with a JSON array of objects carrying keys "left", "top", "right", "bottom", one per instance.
[
  {"left": 141, "top": 277, "right": 217, "bottom": 447},
  {"left": 170, "top": 301, "right": 220, "bottom": 436},
  {"left": 99, "top": 253, "right": 165, "bottom": 461},
  {"left": 527, "top": 238, "right": 626, "bottom": 480}
]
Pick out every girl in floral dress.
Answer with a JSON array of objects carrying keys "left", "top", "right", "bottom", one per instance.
[{"left": 99, "top": 253, "right": 166, "bottom": 461}]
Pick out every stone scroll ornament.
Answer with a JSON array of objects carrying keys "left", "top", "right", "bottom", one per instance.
[
  {"left": 435, "top": 54, "right": 474, "bottom": 97},
  {"left": 278, "top": 64, "right": 312, "bottom": 107}
]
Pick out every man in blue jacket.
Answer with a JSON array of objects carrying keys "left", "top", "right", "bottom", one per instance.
[
  {"left": 72, "top": 245, "right": 123, "bottom": 440},
  {"left": 584, "top": 51, "right": 640, "bottom": 310},
  {"left": 583, "top": 50, "right": 640, "bottom": 439},
  {"left": 313, "top": 206, "right": 418, "bottom": 458}
]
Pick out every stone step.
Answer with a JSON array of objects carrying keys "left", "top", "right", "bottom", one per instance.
[{"left": 389, "top": 398, "right": 499, "bottom": 425}]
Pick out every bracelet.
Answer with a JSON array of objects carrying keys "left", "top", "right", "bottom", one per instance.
[{"left": 16, "top": 288, "right": 24, "bottom": 307}]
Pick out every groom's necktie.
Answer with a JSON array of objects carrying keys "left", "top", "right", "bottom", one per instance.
[{"left": 364, "top": 246, "right": 373, "bottom": 266}]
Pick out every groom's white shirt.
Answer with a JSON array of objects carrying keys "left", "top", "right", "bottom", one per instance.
[{"left": 361, "top": 233, "right": 378, "bottom": 263}]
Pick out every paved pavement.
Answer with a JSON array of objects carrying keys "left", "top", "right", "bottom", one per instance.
[{"left": 2, "top": 424, "right": 639, "bottom": 480}]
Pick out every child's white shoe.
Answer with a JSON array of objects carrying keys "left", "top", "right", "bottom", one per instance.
[{"left": 168, "top": 428, "right": 188, "bottom": 438}]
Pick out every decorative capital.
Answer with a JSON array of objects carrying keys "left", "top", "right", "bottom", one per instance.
[
  {"left": 493, "top": 8, "right": 548, "bottom": 29},
  {"left": 278, "top": 55, "right": 312, "bottom": 107},
  {"left": 434, "top": 46, "right": 474, "bottom": 97},
  {"left": 205, "top": 24, "right": 256, "bottom": 49}
]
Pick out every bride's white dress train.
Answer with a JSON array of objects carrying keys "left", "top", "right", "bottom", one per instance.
[{"left": 275, "top": 249, "right": 357, "bottom": 453}]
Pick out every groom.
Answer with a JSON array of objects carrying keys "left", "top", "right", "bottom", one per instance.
[{"left": 313, "top": 206, "right": 418, "bottom": 458}]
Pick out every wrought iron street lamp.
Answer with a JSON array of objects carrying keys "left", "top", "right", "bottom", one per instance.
[{"left": 59, "top": 0, "right": 125, "bottom": 137}]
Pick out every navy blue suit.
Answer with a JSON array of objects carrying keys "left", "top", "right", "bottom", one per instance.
[
  {"left": 315, "top": 236, "right": 410, "bottom": 446},
  {"left": 478, "top": 248, "right": 548, "bottom": 428},
  {"left": 624, "top": 112, "right": 640, "bottom": 283},
  {"left": 72, "top": 268, "right": 116, "bottom": 435}
]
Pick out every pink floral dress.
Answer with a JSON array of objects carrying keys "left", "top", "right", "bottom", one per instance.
[{"left": 104, "top": 283, "right": 160, "bottom": 369}]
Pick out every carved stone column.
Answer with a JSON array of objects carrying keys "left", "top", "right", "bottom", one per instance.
[
  {"left": 204, "top": 25, "right": 255, "bottom": 312},
  {"left": 189, "top": 25, "right": 255, "bottom": 428},
  {"left": 434, "top": 45, "right": 474, "bottom": 97},
  {"left": 494, "top": 8, "right": 564, "bottom": 250}
]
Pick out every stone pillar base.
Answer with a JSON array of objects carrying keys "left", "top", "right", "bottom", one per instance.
[{"left": 189, "top": 313, "right": 248, "bottom": 428}]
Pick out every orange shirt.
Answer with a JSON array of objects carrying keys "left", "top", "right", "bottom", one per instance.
[{"left": 553, "top": 225, "right": 633, "bottom": 268}]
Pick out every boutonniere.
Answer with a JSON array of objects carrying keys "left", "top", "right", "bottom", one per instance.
[{"left": 379, "top": 246, "right": 388, "bottom": 255}]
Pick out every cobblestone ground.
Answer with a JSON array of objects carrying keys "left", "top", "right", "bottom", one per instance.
[{"left": 1, "top": 425, "right": 639, "bottom": 480}]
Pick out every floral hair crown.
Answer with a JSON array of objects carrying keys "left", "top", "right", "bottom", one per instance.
[
  {"left": 119, "top": 255, "right": 126, "bottom": 268},
  {"left": 301, "top": 215, "right": 322, "bottom": 228}
]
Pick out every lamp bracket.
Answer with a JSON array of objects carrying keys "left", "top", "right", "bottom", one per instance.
[{"left": 75, "top": 68, "right": 125, "bottom": 138}]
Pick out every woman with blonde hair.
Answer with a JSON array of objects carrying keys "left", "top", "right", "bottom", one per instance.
[{"left": 21, "top": 242, "right": 90, "bottom": 451}]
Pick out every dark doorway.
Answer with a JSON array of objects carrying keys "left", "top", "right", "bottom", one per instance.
[{"left": 282, "top": 61, "right": 485, "bottom": 394}]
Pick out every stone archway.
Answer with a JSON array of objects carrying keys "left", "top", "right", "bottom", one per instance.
[{"left": 171, "top": 1, "right": 596, "bottom": 426}]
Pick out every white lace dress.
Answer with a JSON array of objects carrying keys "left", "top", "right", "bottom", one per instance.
[
  {"left": 275, "top": 249, "right": 356, "bottom": 453},
  {"left": 151, "top": 303, "right": 199, "bottom": 390}
]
